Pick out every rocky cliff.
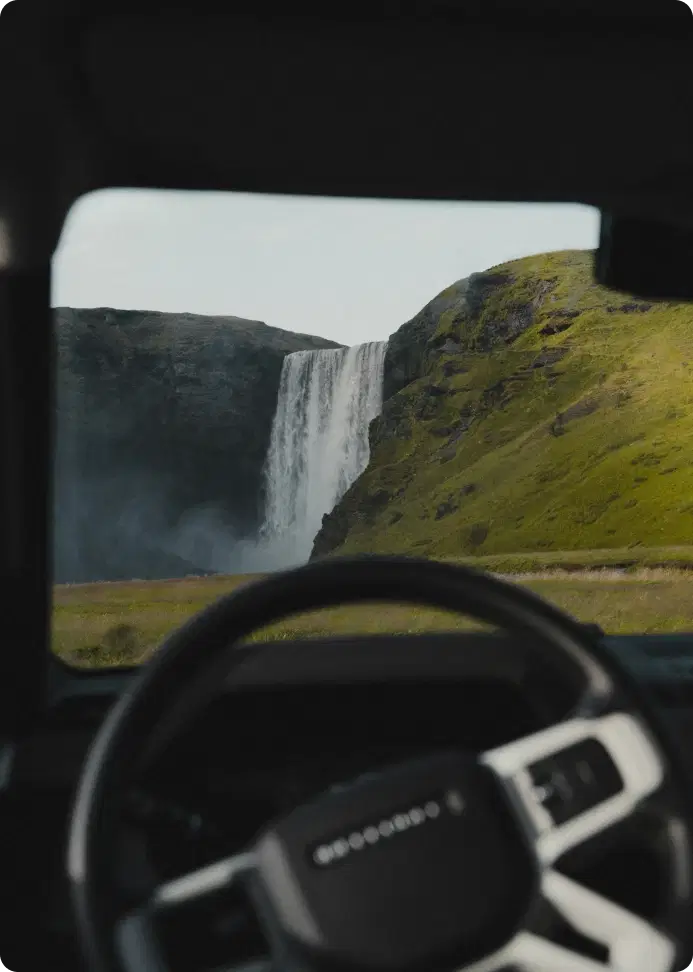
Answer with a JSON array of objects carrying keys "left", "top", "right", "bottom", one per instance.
[{"left": 54, "top": 307, "right": 341, "bottom": 583}]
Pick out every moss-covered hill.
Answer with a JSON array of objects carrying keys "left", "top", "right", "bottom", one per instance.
[{"left": 311, "top": 249, "right": 693, "bottom": 561}]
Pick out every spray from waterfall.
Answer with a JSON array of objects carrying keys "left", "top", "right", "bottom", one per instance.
[{"left": 261, "top": 341, "right": 388, "bottom": 565}]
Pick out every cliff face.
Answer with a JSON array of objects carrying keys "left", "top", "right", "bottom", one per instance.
[
  {"left": 381, "top": 276, "right": 476, "bottom": 402},
  {"left": 311, "top": 250, "right": 693, "bottom": 561},
  {"left": 54, "top": 307, "right": 341, "bottom": 583}
]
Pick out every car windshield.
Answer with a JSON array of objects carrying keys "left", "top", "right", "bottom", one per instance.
[{"left": 51, "top": 191, "right": 693, "bottom": 668}]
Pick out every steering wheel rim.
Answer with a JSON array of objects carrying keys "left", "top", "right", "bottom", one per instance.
[{"left": 67, "top": 554, "right": 693, "bottom": 972}]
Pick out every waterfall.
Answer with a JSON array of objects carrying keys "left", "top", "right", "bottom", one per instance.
[{"left": 261, "top": 341, "right": 388, "bottom": 564}]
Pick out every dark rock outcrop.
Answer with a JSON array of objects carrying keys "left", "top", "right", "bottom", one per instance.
[
  {"left": 311, "top": 504, "right": 353, "bottom": 560},
  {"left": 54, "top": 307, "right": 341, "bottom": 583},
  {"left": 382, "top": 316, "right": 437, "bottom": 403},
  {"left": 382, "top": 269, "right": 550, "bottom": 406},
  {"left": 382, "top": 276, "right": 476, "bottom": 401}
]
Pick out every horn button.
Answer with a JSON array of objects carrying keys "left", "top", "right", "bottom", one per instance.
[{"left": 253, "top": 751, "right": 537, "bottom": 970}]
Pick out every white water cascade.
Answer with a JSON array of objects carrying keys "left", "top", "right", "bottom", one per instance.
[{"left": 261, "top": 341, "right": 388, "bottom": 565}]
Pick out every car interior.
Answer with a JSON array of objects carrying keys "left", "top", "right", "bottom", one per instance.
[{"left": 4, "top": 3, "right": 693, "bottom": 972}]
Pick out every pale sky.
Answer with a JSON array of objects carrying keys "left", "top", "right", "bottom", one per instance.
[{"left": 52, "top": 190, "right": 599, "bottom": 345}]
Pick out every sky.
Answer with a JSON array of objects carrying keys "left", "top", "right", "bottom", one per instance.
[{"left": 52, "top": 190, "right": 599, "bottom": 345}]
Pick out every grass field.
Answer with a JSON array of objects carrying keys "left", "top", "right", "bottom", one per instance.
[{"left": 52, "top": 546, "right": 693, "bottom": 668}]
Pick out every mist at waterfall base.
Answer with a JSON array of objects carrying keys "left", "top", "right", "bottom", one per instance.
[
  {"left": 174, "top": 340, "right": 388, "bottom": 574},
  {"left": 54, "top": 341, "right": 387, "bottom": 582}
]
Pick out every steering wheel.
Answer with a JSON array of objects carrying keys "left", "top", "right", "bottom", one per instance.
[{"left": 68, "top": 555, "right": 693, "bottom": 972}]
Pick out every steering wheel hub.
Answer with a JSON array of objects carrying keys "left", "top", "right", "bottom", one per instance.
[{"left": 253, "top": 751, "right": 537, "bottom": 970}]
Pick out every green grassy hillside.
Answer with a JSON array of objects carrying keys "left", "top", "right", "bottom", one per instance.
[{"left": 312, "top": 250, "right": 693, "bottom": 559}]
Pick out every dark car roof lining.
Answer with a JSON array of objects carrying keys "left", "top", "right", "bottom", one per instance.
[
  {"left": 1, "top": 3, "right": 693, "bottom": 266},
  {"left": 84, "top": 18, "right": 688, "bottom": 195}
]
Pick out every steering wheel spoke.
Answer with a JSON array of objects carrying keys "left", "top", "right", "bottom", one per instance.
[
  {"left": 151, "top": 851, "right": 257, "bottom": 910},
  {"left": 116, "top": 852, "right": 258, "bottom": 972},
  {"left": 460, "top": 869, "right": 676, "bottom": 972},
  {"left": 481, "top": 710, "right": 664, "bottom": 865}
]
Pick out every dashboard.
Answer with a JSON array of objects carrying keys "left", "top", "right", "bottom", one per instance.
[
  {"left": 123, "top": 677, "right": 544, "bottom": 881},
  {"left": 5, "top": 630, "right": 693, "bottom": 972}
]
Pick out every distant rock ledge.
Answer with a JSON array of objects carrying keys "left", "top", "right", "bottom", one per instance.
[{"left": 54, "top": 307, "right": 342, "bottom": 583}]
